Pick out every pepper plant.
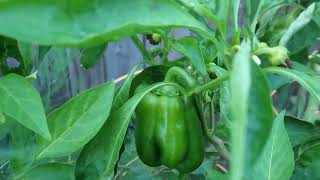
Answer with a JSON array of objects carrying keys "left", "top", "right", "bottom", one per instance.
[{"left": 0, "top": 0, "right": 320, "bottom": 179}]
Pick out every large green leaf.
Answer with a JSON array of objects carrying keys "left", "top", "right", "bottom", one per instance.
[
  {"left": 36, "top": 82, "right": 115, "bottom": 159},
  {"left": 0, "top": 0, "right": 209, "bottom": 47},
  {"left": 230, "top": 42, "right": 273, "bottom": 180},
  {"left": 230, "top": 42, "right": 251, "bottom": 180},
  {"left": 250, "top": 111, "right": 294, "bottom": 180},
  {"left": 75, "top": 82, "right": 173, "bottom": 179},
  {"left": 21, "top": 163, "right": 75, "bottom": 180},
  {"left": 0, "top": 74, "right": 50, "bottom": 140},
  {"left": 171, "top": 38, "right": 208, "bottom": 76},
  {"left": 264, "top": 67, "right": 320, "bottom": 103}
]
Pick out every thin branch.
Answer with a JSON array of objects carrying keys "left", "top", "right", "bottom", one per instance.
[{"left": 130, "top": 35, "right": 156, "bottom": 64}]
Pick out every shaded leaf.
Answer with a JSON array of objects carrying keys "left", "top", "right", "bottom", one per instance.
[
  {"left": 80, "top": 43, "right": 107, "bottom": 69},
  {"left": 292, "top": 139, "right": 320, "bottom": 180},
  {"left": 285, "top": 116, "right": 320, "bottom": 147},
  {"left": 36, "top": 82, "right": 115, "bottom": 159},
  {"left": 21, "top": 163, "right": 75, "bottom": 180},
  {"left": 113, "top": 64, "right": 141, "bottom": 110},
  {"left": 0, "top": 74, "right": 50, "bottom": 140},
  {"left": 9, "top": 122, "right": 37, "bottom": 177},
  {"left": 17, "top": 41, "right": 34, "bottom": 74},
  {"left": 280, "top": 3, "right": 316, "bottom": 47},
  {"left": 171, "top": 38, "right": 208, "bottom": 76},
  {"left": 286, "top": 20, "right": 320, "bottom": 54},
  {"left": 264, "top": 67, "right": 320, "bottom": 103}
]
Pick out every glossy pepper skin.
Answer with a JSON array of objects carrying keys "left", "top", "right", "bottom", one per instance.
[{"left": 135, "top": 85, "right": 204, "bottom": 173}]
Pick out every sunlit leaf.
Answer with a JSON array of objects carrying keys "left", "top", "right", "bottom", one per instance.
[
  {"left": 230, "top": 42, "right": 273, "bottom": 180},
  {"left": 36, "top": 82, "right": 115, "bottom": 159},
  {"left": 0, "top": 0, "right": 209, "bottom": 47},
  {"left": 250, "top": 111, "right": 294, "bottom": 180},
  {"left": 0, "top": 74, "right": 50, "bottom": 140}
]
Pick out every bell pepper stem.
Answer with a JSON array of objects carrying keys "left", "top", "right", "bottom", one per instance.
[
  {"left": 191, "top": 74, "right": 229, "bottom": 94},
  {"left": 164, "top": 66, "right": 230, "bottom": 95},
  {"left": 164, "top": 66, "right": 198, "bottom": 91}
]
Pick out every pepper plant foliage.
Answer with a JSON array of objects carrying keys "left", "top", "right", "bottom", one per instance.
[{"left": 0, "top": 0, "right": 320, "bottom": 179}]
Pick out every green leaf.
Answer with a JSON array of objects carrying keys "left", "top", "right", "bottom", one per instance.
[
  {"left": 292, "top": 139, "right": 320, "bottom": 180},
  {"left": 75, "top": 82, "right": 173, "bottom": 179},
  {"left": 264, "top": 67, "right": 320, "bottom": 103},
  {"left": 250, "top": 111, "right": 294, "bottom": 180},
  {"left": 208, "top": 64, "right": 231, "bottom": 139},
  {"left": 285, "top": 116, "right": 320, "bottom": 147},
  {"left": 129, "top": 65, "right": 169, "bottom": 97},
  {"left": 287, "top": 20, "right": 320, "bottom": 55},
  {"left": 231, "top": 0, "right": 241, "bottom": 32},
  {"left": 36, "top": 82, "right": 115, "bottom": 159},
  {"left": 80, "top": 43, "right": 107, "bottom": 69},
  {"left": 245, "top": 0, "right": 266, "bottom": 30},
  {"left": 230, "top": 42, "right": 273, "bottom": 180},
  {"left": 313, "top": 2, "right": 320, "bottom": 26},
  {"left": 171, "top": 38, "right": 208, "bottom": 76},
  {"left": 0, "top": 0, "right": 209, "bottom": 47},
  {"left": 17, "top": 41, "right": 34, "bottom": 74},
  {"left": 0, "top": 74, "right": 50, "bottom": 140},
  {"left": 230, "top": 42, "right": 251, "bottom": 180},
  {"left": 279, "top": 3, "right": 316, "bottom": 47},
  {"left": 9, "top": 122, "right": 37, "bottom": 177},
  {"left": 178, "top": 0, "right": 229, "bottom": 34},
  {"left": 21, "top": 163, "right": 75, "bottom": 180},
  {"left": 113, "top": 64, "right": 141, "bottom": 110}
]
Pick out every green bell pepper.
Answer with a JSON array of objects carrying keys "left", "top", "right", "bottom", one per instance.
[{"left": 135, "top": 83, "right": 204, "bottom": 173}]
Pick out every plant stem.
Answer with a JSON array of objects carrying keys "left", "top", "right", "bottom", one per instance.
[
  {"left": 130, "top": 35, "right": 156, "bottom": 64},
  {"left": 160, "top": 33, "right": 170, "bottom": 64},
  {"left": 164, "top": 66, "right": 198, "bottom": 91},
  {"left": 209, "top": 99, "right": 215, "bottom": 133},
  {"left": 191, "top": 74, "right": 229, "bottom": 94},
  {"left": 195, "top": 97, "right": 230, "bottom": 161},
  {"left": 179, "top": 172, "right": 188, "bottom": 180}
]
